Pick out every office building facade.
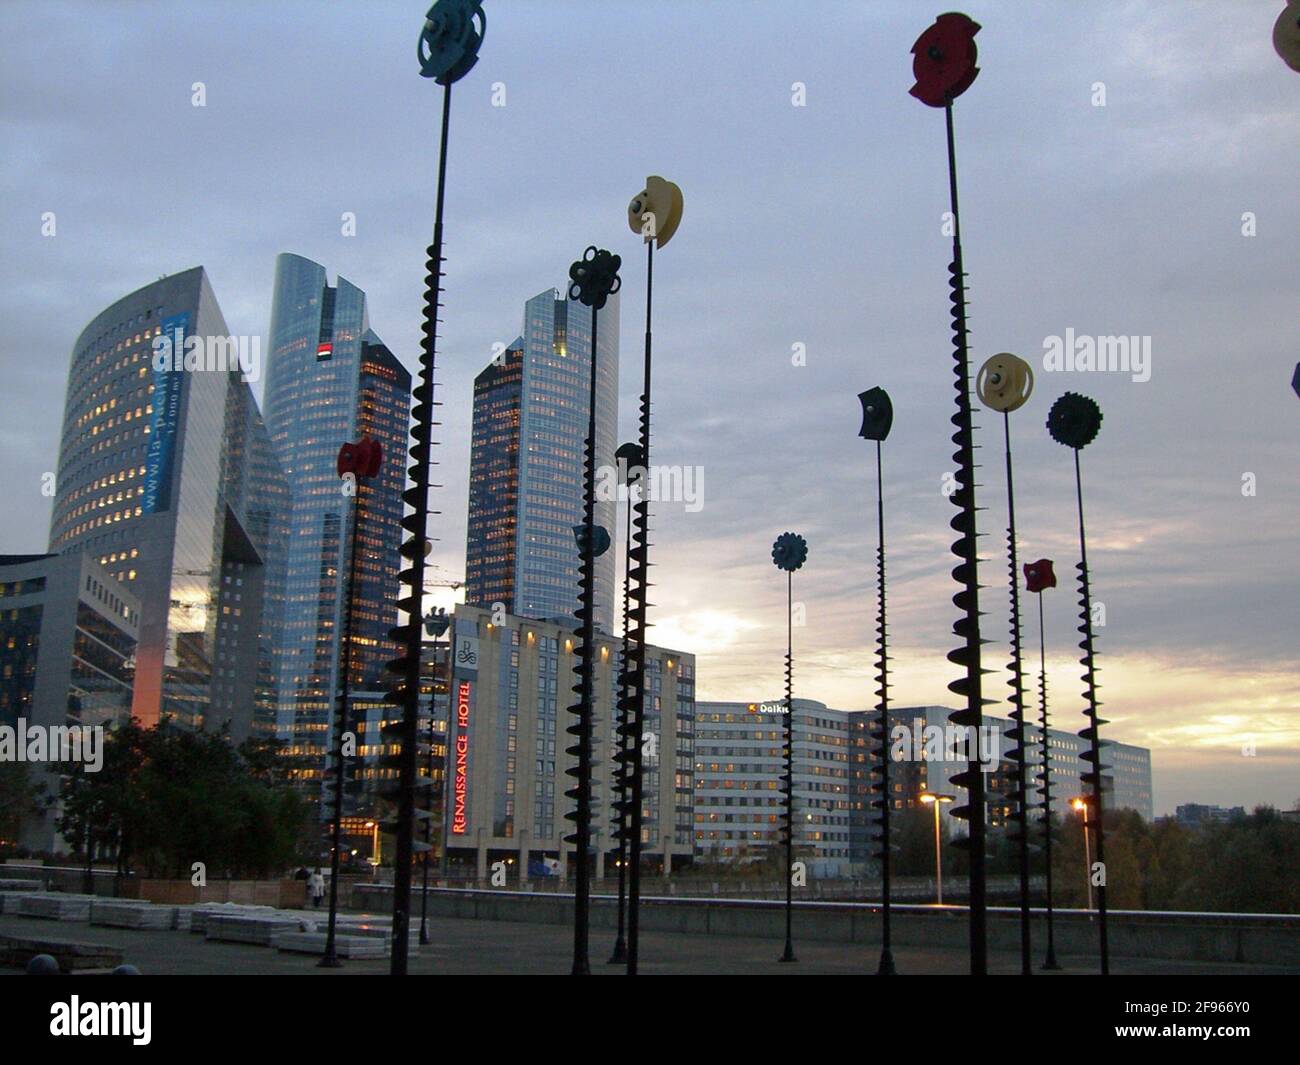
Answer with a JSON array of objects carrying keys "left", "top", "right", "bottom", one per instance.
[
  {"left": 442, "top": 603, "right": 692, "bottom": 879},
  {"left": 694, "top": 700, "right": 854, "bottom": 874},
  {"left": 262, "top": 253, "right": 410, "bottom": 764},
  {"left": 46, "top": 267, "right": 284, "bottom": 738},
  {"left": 464, "top": 289, "right": 618, "bottom": 631},
  {"left": 0, "top": 552, "right": 141, "bottom": 849}
]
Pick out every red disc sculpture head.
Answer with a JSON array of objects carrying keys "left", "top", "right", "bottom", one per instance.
[
  {"left": 337, "top": 436, "right": 383, "bottom": 480},
  {"left": 909, "top": 12, "right": 981, "bottom": 107},
  {"left": 1023, "top": 559, "right": 1056, "bottom": 594}
]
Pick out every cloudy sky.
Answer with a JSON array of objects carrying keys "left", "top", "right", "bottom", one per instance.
[{"left": 2, "top": 2, "right": 1296, "bottom": 815}]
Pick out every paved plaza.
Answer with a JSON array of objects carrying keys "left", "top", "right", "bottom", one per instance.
[{"left": 1, "top": 911, "right": 1292, "bottom": 976}]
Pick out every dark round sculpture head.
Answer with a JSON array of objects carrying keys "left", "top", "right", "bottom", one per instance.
[
  {"left": 568, "top": 247, "right": 622, "bottom": 310},
  {"left": 857, "top": 386, "right": 893, "bottom": 442},
  {"left": 1047, "top": 392, "right": 1103, "bottom": 450},
  {"left": 615, "top": 441, "right": 647, "bottom": 485},
  {"left": 771, "top": 532, "right": 808, "bottom": 573},
  {"left": 909, "top": 12, "right": 981, "bottom": 107},
  {"left": 26, "top": 953, "right": 60, "bottom": 975},
  {"left": 418, "top": 0, "right": 486, "bottom": 85},
  {"left": 112, "top": 964, "right": 142, "bottom": 976}
]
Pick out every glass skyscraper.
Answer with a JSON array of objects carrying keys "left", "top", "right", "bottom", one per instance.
[
  {"left": 263, "top": 253, "right": 410, "bottom": 766},
  {"left": 47, "top": 266, "right": 285, "bottom": 739},
  {"left": 465, "top": 288, "right": 618, "bottom": 631}
]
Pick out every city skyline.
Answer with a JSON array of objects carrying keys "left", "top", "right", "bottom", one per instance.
[{"left": 1, "top": 2, "right": 1296, "bottom": 817}]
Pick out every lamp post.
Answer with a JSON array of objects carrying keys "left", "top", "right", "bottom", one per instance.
[
  {"left": 919, "top": 792, "right": 954, "bottom": 904},
  {"left": 908, "top": 11, "right": 989, "bottom": 974},
  {"left": 857, "top": 385, "right": 895, "bottom": 975},
  {"left": 620, "top": 176, "right": 683, "bottom": 977},
  {"left": 565, "top": 245, "right": 621, "bottom": 976},
  {"left": 419, "top": 605, "right": 450, "bottom": 946},
  {"left": 771, "top": 531, "right": 808, "bottom": 964},
  {"left": 321, "top": 435, "right": 382, "bottom": 968},
  {"left": 1071, "top": 797, "right": 1095, "bottom": 912}
]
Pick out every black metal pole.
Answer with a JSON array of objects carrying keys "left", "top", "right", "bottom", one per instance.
[
  {"left": 1037, "top": 592, "right": 1061, "bottom": 970},
  {"left": 321, "top": 486, "right": 362, "bottom": 968},
  {"left": 567, "top": 303, "right": 601, "bottom": 976},
  {"left": 608, "top": 489, "right": 633, "bottom": 964},
  {"left": 873, "top": 438, "right": 895, "bottom": 975},
  {"left": 391, "top": 77, "right": 453, "bottom": 978},
  {"left": 942, "top": 96, "right": 987, "bottom": 977},
  {"left": 779, "top": 568, "right": 797, "bottom": 963},
  {"left": 419, "top": 626, "right": 441, "bottom": 947},
  {"left": 626, "top": 239, "right": 653, "bottom": 976},
  {"left": 1073, "top": 448, "right": 1109, "bottom": 974},
  {"left": 1002, "top": 410, "right": 1032, "bottom": 976}
]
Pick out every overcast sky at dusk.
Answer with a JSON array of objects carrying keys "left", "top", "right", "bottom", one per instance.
[{"left": 1, "top": 2, "right": 1296, "bottom": 815}]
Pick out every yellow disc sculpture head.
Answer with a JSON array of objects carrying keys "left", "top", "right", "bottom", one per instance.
[
  {"left": 627, "top": 176, "right": 684, "bottom": 249},
  {"left": 976, "top": 352, "right": 1034, "bottom": 413},
  {"left": 1275, "top": 1, "right": 1300, "bottom": 72}
]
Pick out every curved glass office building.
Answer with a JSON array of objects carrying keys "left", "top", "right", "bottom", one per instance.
[{"left": 47, "top": 267, "right": 286, "bottom": 737}]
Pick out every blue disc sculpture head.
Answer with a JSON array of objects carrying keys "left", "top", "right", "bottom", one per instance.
[
  {"left": 857, "top": 386, "right": 894, "bottom": 442},
  {"left": 573, "top": 523, "right": 612, "bottom": 559},
  {"left": 771, "top": 532, "right": 808, "bottom": 573},
  {"left": 418, "top": 0, "right": 486, "bottom": 85},
  {"left": 568, "top": 247, "right": 622, "bottom": 310},
  {"left": 1047, "top": 392, "right": 1103, "bottom": 450}
]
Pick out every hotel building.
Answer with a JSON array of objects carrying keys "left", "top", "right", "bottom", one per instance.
[{"left": 441, "top": 603, "right": 693, "bottom": 879}]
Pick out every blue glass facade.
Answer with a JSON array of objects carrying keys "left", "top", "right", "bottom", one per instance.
[
  {"left": 263, "top": 253, "right": 409, "bottom": 765},
  {"left": 47, "top": 268, "right": 283, "bottom": 738},
  {"left": 465, "top": 289, "right": 618, "bottom": 631}
]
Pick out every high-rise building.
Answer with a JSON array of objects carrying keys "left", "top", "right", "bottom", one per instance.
[
  {"left": 46, "top": 267, "right": 285, "bottom": 738},
  {"left": 0, "top": 552, "right": 141, "bottom": 850},
  {"left": 441, "top": 603, "right": 693, "bottom": 879},
  {"left": 262, "top": 253, "right": 410, "bottom": 767},
  {"left": 465, "top": 288, "right": 618, "bottom": 631}
]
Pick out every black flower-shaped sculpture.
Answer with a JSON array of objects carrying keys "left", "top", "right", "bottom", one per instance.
[
  {"left": 771, "top": 532, "right": 808, "bottom": 573},
  {"left": 418, "top": 0, "right": 486, "bottom": 85},
  {"left": 857, "top": 386, "right": 894, "bottom": 442},
  {"left": 1047, "top": 392, "right": 1103, "bottom": 450},
  {"left": 568, "top": 247, "right": 622, "bottom": 310}
]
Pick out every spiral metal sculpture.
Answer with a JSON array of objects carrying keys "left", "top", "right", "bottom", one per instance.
[
  {"left": 617, "top": 177, "right": 681, "bottom": 975},
  {"left": 1047, "top": 391, "right": 1108, "bottom": 974},
  {"left": 910, "top": 11, "right": 990, "bottom": 975},
  {"left": 563, "top": 246, "right": 620, "bottom": 975},
  {"left": 976, "top": 352, "right": 1035, "bottom": 975},
  {"left": 772, "top": 532, "right": 807, "bottom": 964},
  {"left": 1024, "top": 558, "right": 1061, "bottom": 969},
  {"left": 857, "top": 386, "right": 896, "bottom": 974},
  {"left": 386, "top": 0, "right": 485, "bottom": 977}
]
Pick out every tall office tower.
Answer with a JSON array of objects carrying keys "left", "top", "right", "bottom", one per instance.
[
  {"left": 465, "top": 288, "right": 619, "bottom": 630},
  {"left": 47, "top": 267, "right": 286, "bottom": 739},
  {"left": 262, "top": 253, "right": 410, "bottom": 765}
]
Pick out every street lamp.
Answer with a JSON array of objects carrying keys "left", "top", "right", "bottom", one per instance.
[
  {"left": 919, "top": 792, "right": 954, "bottom": 904},
  {"left": 1071, "top": 796, "right": 1094, "bottom": 911}
]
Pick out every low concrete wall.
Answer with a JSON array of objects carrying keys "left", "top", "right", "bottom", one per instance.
[
  {"left": 350, "top": 884, "right": 1300, "bottom": 968},
  {"left": 119, "top": 879, "right": 306, "bottom": 908}
]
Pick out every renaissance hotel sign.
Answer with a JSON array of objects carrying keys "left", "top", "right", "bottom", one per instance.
[{"left": 451, "top": 680, "right": 471, "bottom": 835}]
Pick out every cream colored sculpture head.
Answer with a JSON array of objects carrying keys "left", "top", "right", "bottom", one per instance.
[
  {"left": 627, "top": 176, "right": 683, "bottom": 249},
  {"left": 976, "top": 352, "right": 1034, "bottom": 413}
]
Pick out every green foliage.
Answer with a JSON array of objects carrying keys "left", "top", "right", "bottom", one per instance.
[
  {"left": 0, "top": 758, "right": 45, "bottom": 853},
  {"left": 57, "top": 720, "right": 308, "bottom": 879}
]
